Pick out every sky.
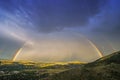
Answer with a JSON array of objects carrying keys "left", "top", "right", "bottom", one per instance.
[{"left": 0, "top": 0, "right": 120, "bottom": 62}]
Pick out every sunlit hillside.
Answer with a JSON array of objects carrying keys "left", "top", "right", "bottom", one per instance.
[
  {"left": 0, "top": 51, "right": 120, "bottom": 80},
  {"left": 0, "top": 60, "right": 84, "bottom": 80}
]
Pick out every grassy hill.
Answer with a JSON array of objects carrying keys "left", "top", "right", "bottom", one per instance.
[
  {"left": 44, "top": 51, "right": 120, "bottom": 80},
  {"left": 0, "top": 60, "right": 83, "bottom": 80},
  {"left": 0, "top": 51, "right": 120, "bottom": 80}
]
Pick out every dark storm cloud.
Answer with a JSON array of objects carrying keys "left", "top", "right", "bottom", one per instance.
[
  {"left": 0, "top": 34, "right": 21, "bottom": 59},
  {"left": 0, "top": 0, "right": 107, "bottom": 33},
  {"left": 90, "top": 0, "right": 120, "bottom": 37},
  {"left": 32, "top": 0, "right": 105, "bottom": 32}
]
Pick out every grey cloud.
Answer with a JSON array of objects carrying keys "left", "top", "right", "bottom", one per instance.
[
  {"left": 90, "top": 0, "right": 120, "bottom": 38},
  {"left": 0, "top": 0, "right": 107, "bottom": 33},
  {"left": 30, "top": 0, "right": 107, "bottom": 32}
]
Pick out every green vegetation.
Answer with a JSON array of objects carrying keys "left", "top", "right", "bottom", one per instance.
[
  {"left": 0, "top": 51, "right": 120, "bottom": 80},
  {"left": 0, "top": 60, "right": 83, "bottom": 80},
  {"left": 46, "top": 51, "right": 120, "bottom": 80}
]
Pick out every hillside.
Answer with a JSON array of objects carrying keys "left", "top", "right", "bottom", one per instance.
[
  {"left": 0, "top": 51, "right": 120, "bottom": 80},
  {"left": 0, "top": 60, "right": 83, "bottom": 80},
  {"left": 45, "top": 51, "right": 120, "bottom": 80}
]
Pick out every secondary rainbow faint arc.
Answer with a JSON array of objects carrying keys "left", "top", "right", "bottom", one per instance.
[{"left": 103, "top": 37, "right": 116, "bottom": 52}]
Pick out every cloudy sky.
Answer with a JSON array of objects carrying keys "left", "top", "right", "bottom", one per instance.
[{"left": 0, "top": 0, "right": 120, "bottom": 62}]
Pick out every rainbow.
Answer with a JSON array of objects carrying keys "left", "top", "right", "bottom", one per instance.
[
  {"left": 12, "top": 34, "right": 103, "bottom": 61},
  {"left": 12, "top": 47, "right": 23, "bottom": 61},
  {"left": 12, "top": 42, "right": 26, "bottom": 61},
  {"left": 12, "top": 42, "right": 32, "bottom": 61},
  {"left": 78, "top": 33, "right": 103, "bottom": 58},
  {"left": 87, "top": 39, "right": 103, "bottom": 58}
]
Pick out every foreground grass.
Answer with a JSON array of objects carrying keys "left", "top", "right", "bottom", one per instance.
[{"left": 0, "top": 51, "right": 120, "bottom": 80}]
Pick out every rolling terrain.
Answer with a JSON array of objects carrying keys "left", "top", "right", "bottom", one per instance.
[
  {"left": 0, "top": 60, "right": 83, "bottom": 80},
  {"left": 46, "top": 51, "right": 120, "bottom": 80},
  {"left": 0, "top": 51, "right": 120, "bottom": 80}
]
